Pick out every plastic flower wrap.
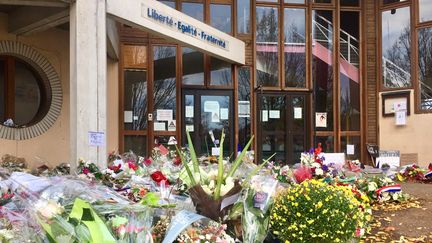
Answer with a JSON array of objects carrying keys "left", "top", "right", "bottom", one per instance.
[
  {"left": 270, "top": 179, "right": 372, "bottom": 242},
  {"left": 239, "top": 175, "right": 278, "bottom": 243},
  {"left": 176, "top": 220, "right": 234, "bottom": 243},
  {"left": 162, "top": 210, "right": 235, "bottom": 243},
  {"left": 94, "top": 204, "right": 154, "bottom": 243}
]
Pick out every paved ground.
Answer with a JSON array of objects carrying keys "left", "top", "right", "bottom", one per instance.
[{"left": 365, "top": 182, "right": 432, "bottom": 242}]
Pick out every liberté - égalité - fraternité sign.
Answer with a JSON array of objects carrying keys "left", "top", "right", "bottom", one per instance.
[{"left": 107, "top": 0, "right": 245, "bottom": 64}]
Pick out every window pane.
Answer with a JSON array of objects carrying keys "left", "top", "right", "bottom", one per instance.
[
  {"left": 124, "top": 135, "right": 147, "bottom": 157},
  {"left": 315, "top": 136, "right": 334, "bottom": 152},
  {"left": 154, "top": 135, "right": 177, "bottom": 148},
  {"left": 285, "top": 0, "right": 305, "bottom": 3},
  {"left": 183, "top": 94, "right": 195, "bottom": 141},
  {"left": 341, "top": 136, "right": 361, "bottom": 160},
  {"left": 237, "top": 0, "right": 250, "bottom": 34},
  {"left": 124, "top": 70, "right": 147, "bottom": 130},
  {"left": 418, "top": 27, "right": 432, "bottom": 110},
  {"left": 382, "top": 7, "right": 411, "bottom": 88},
  {"left": 313, "top": 0, "right": 331, "bottom": 3},
  {"left": 284, "top": 8, "right": 306, "bottom": 88},
  {"left": 419, "top": 0, "right": 432, "bottom": 23},
  {"left": 210, "top": 57, "right": 232, "bottom": 86},
  {"left": 182, "top": 2, "right": 204, "bottom": 21},
  {"left": 238, "top": 67, "right": 251, "bottom": 149},
  {"left": 312, "top": 10, "right": 334, "bottom": 131},
  {"left": 382, "top": 0, "right": 407, "bottom": 4},
  {"left": 14, "top": 60, "right": 41, "bottom": 125},
  {"left": 341, "top": 0, "right": 359, "bottom": 6},
  {"left": 153, "top": 46, "right": 177, "bottom": 130},
  {"left": 182, "top": 47, "right": 204, "bottom": 85},
  {"left": 258, "top": 0, "right": 278, "bottom": 3},
  {"left": 256, "top": 6, "right": 279, "bottom": 87},
  {"left": 210, "top": 4, "right": 231, "bottom": 33},
  {"left": 260, "top": 96, "right": 286, "bottom": 162},
  {"left": 0, "top": 60, "right": 4, "bottom": 122},
  {"left": 340, "top": 11, "right": 360, "bottom": 131},
  {"left": 158, "top": 0, "right": 175, "bottom": 8}
]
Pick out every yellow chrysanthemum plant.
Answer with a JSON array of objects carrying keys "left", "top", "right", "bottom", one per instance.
[{"left": 270, "top": 179, "right": 372, "bottom": 242}]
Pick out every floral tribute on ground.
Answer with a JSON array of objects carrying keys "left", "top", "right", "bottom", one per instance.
[{"left": 0, "top": 139, "right": 427, "bottom": 242}]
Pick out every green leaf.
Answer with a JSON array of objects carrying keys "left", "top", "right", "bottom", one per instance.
[
  {"left": 241, "top": 153, "right": 275, "bottom": 188},
  {"left": 176, "top": 145, "right": 196, "bottom": 186},
  {"left": 225, "top": 135, "right": 254, "bottom": 179},
  {"left": 139, "top": 192, "right": 160, "bottom": 207},
  {"left": 68, "top": 198, "right": 116, "bottom": 243},
  {"left": 111, "top": 216, "right": 128, "bottom": 228},
  {"left": 214, "top": 129, "right": 225, "bottom": 200},
  {"left": 185, "top": 130, "right": 200, "bottom": 174}
]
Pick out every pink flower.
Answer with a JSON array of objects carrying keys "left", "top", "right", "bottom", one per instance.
[{"left": 82, "top": 168, "right": 90, "bottom": 175}]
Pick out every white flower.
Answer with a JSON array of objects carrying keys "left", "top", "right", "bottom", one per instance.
[
  {"left": 367, "top": 182, "right": 378, "bottom": 192},
  {"left": 202, "top": 185, "right": 213, "bottom": 196},
  {"left": 315, "top": 168, "right": 324, "bottom": 176},
  {"left": 312, "top": 162, "right": 321, "bottom": 168},
  {"left": 105, "top": 168, "right": 114, "bottom": 175},
  {"left": 220, "top": 179, "right": 234, "bottom": 197},
  {"left": 207, "top": 170, "right": 218, "bottom": 180},
  {"left": 35, "top": 200, "right": 64, "bottom": 219},
  {"left": 225, "top": 177, "right": 234, "bottom": 185},
  {"left": 208, "top": 180, "right": 215, "bottom": 189}
]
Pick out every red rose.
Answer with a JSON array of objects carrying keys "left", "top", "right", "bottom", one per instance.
[
  {"left": 82, "top": 168, "right": 90, "bottom": 175},
  {"left": 173, "top": 157, "right": 182, "bottom": 166},
  {"left": 144, "top": 158, "right": 152, "bottom": 166},
  {"left": 108, "top": 164, "right": 122, "bottom": 172},
  {"left": 151, "top": 171, "right": 169, "bottom": 185},
  {"left": 128, "top": 161, "right": 138, "bottom": 171}
]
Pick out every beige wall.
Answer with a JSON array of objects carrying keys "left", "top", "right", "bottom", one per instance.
[
  {"left": 107, "top": 58, "right": 119, "bottom": 154},
  {"left": 0, "top": 13, "right": 119, "bottom": 168},
  {"left": 379, "top": 90, "right": 432, "bottom": 167}
]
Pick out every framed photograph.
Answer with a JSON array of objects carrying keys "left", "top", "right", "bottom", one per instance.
[{"left": 381, "top": 91, "right": 410, "bottom": 117}]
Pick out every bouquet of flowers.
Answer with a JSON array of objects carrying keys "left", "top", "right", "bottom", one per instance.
[
  {"left": 239, "top": 175, "right": 278, "bottom": 243},
  {"left": 77, "top": 159, "right": 103, "bottom": 181},
  {"left": 299, "top": 144, "right": 334, "bottom": 178},
  {"left": 176, "top": 220, "right": 234, "bottom": 243},
  {"left": 267, "top": 162, "right": 294, "bottom": 185},
  {"left": 95, "top": 204, "right": 154, "bottom": 243},
  {"left": 355, "top": 176, "right": 408, "bottom": 203},
  {"left": 0, "top": 190, "right": 13, "bottom": 206},
  {"left": 270, "top": 179, "right": 372, "bottom": 242},
  {"left": 177, "top": 130, "right": 273, "bottom": 221},
  {"left": 396, "top": 164, "right": 428, "bottom": 182}
]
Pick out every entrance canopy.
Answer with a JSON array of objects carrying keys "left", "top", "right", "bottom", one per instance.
[{"left": 107, "top": 0, "right": 245, "bottom": 64}]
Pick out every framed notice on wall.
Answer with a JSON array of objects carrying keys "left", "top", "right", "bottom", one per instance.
[{"left": 381, "top": 91, "right": 410, "bottom": 117}]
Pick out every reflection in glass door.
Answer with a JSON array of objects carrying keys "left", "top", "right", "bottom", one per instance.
[
  {"left": 258, "top": 93, "right": 309, "bottom": 164},
  {"left": 182, "top": 90, "right": 233, "bottom": 156}
]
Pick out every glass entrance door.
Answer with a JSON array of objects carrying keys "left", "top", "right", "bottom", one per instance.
[
  {"left": 182, "top": 90, "right": 234, "bottom": 156},
  {"left": 257, "top": 93, "right": 309, "bottom": 164}
]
